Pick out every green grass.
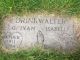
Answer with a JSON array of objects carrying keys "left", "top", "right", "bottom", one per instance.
[
  {"left": 0, "top": 0, "right": 80, "bottom": 16},
  {"left": 0, "top": 48, "right": 80, "bottom": 60}
]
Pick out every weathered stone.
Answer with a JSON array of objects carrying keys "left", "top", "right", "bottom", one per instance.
[{"left": 2, "top": 15, "right": 80, "bottom": 52}]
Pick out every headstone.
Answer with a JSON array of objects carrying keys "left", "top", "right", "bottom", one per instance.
[{"left": 2, "top": 15, "right": 78, "bottom": 51}]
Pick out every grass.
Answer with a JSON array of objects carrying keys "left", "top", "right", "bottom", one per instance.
[
  {"left": 0, "top": 0, "right": 80, "bottom": 16},
  {"left": 0, "top": 48, "right": 80, "bottom": 60},
  {"left": 0, "top": 0, "right": 80, "bottom": 60}
]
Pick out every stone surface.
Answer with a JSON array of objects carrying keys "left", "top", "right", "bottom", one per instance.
[{"left": 2, "top": 15, "right": 79, "bottom": 51}]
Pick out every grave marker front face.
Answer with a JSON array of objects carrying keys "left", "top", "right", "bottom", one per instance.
[{"left": 3, "top": 15, "right": 76, "bottom": 51}]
